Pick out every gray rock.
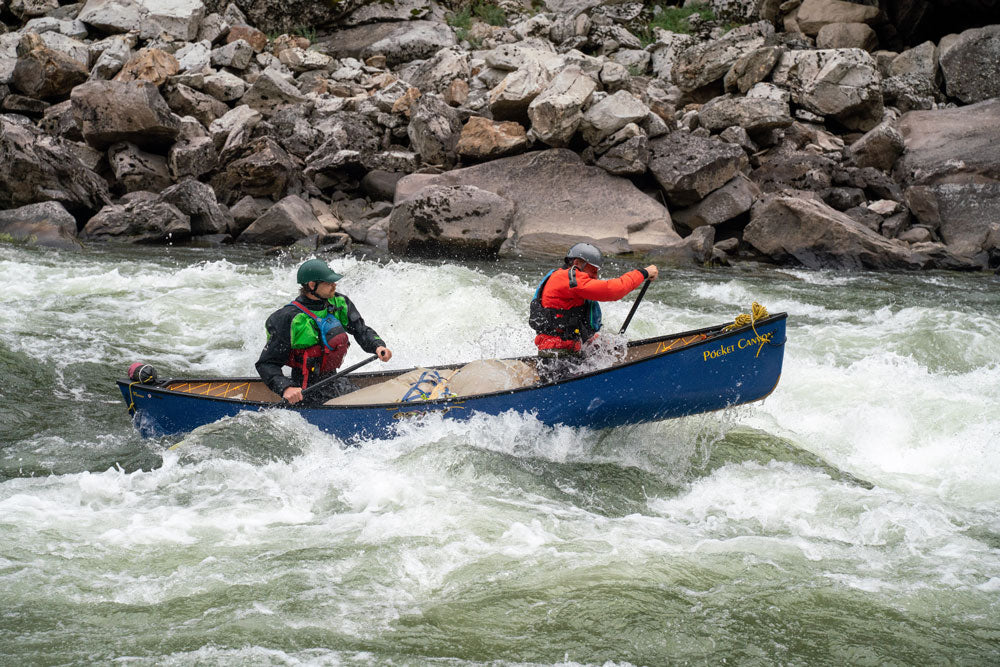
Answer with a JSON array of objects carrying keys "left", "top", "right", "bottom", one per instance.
[
  {"left": 174, "top": 40, "right": 211, "bottom": 72},
  {"left": 0, "top": 114, "right": 110, "bottom": 216},
  {"left": 648, "top": 131, "right": 747, "bottom": 207},
  {"left": 82, "top": 194, "right": 191, "bottom": 243},
  {"left": 407, "top": 93, "right": 462, "bottom": 167},
  {"left": 239, "top": 68, "right": 306, "bottom": 117},
  {"left": 672, "top": 20, "right": 774, "bottom": 92},
  {"left": 846, "top": 119, "right": 904, "bottom": 171},
  {"left": 723, "top": 45, "right": 785, "bottom": 94},
  {"left": 108, "top": 141, "right": 172, "bottom": 193},
  {"left": 71, "top": 79, "right": 181, "bottom": 151},
  {"left": 595, "top": 135, "right": 649, "bottom": 176},
  {"left": 88, "top": 34, "right": 132, "bottom": 80},
  {"left": 12, "top": 32, "right": 89, "bottom": 101},
  {"left": 202, "top": 69, "right": 246, "bottom": 102},
  {"left": 527, "top": 66, "right": 597, "bottom": 146},
  {"left": 211, "top": 136, "right": 301, "bottom": 205},
  {"left": 698, "top": 94, "right": 793, "bottom": 134},
  {"left": 362, "top": 170, "right": 405, "bottom": 201},
  {"left": 164, "top": 83, "right": 229, "bottom": 128},
  {"left": 905, "top": 183, "right": 1000, "bottom": 257},
  {"left": 209, "top": 104, "right": 261, "bottom": 152},
  {"left": 211, "top": 39, "right": 253, "bottom": 70},
  {"left": 394, "top": 149, "right": 683, "bottom": 261},
  {"left": 359, "top": 20, "right": 456, "bottom": 67},
  {"left": 894, "top": 98, "right": 1000, "bottom": 186},
  {"left": 939, "top": 25, "right": 1000, "bottom": 104},
  {"left": 0, "top": 200, "right": 80, "bottom": 249},
  {"left": 815, "top": 22, "right": 878, "bottom": 51},
  {"left": 388, "top": 184, "right": 515, "bottom": 257},
  {"left": 672, "top": 173, "right": 761, "bottom": 231},
  {"left": 579, "top": 90, "right": 648, "bottom": 145},
  {"left": 168, "top": 135, "right": 218, "bottom": 180},
  {"left": 745, "top": 195, "right": 923, "bottom": 270},
  {"left": 160, "top": 178, "right": 234, "bottom": 236},
  {"left": 795, "top": 0, "right": 880, "bottom": 36},
  {"left": 489, "top": 61, "right": 550, "bottom": 123},
  {"left": 239, "top": 194, "right": 325, "bottom": 244},
  {"left": 771, "top": 48, "right": 884, "bottom": 131}
]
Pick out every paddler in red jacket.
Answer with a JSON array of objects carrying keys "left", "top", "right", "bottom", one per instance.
[{"left": 529, "top": 242, "right": 658, "bottom": 382}]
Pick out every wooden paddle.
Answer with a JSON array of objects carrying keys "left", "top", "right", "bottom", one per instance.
[
  {"left": 619, "top": 279, "right": 650, "bottom": 335},
  {"left": 297, "top": 354, "right": 380, "bottom": 401}
]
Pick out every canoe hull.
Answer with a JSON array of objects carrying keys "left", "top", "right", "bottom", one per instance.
[{"left": 118, "top": 315, "right": 786, "bottom": 440}]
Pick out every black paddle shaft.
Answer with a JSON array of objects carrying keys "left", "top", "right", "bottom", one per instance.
[
  {"left": 299, "top": 354, "right": 380, "bottom": 399},
  {"left": 619, "top": 279, "right": 651, "bottom": 335}
]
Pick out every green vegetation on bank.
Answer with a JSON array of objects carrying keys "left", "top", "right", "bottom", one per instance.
[
  {"left": 447, "top": 0, "right": 508, "bottom": 47},
  {"left": 637, "top": 1, "right": 716, "bottom": 46}
]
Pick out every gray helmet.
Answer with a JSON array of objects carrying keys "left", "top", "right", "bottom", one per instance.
[
  {"left": 297, "top": 258, "right": 343, "bottom": 285},
  {"left": 565, "top": 242, "right": 603, "bottom": 268}
]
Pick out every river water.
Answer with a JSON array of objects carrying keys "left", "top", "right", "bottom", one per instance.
[{"left": 1, "top": 244, "right": 997, "bottom": 665}]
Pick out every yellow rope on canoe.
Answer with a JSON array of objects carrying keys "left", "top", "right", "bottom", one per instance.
[
  {"left": 722, "top": 302, "right": 769, "bottom": 332},
  {"left": 722, "top": 302, "right": 770, "bottom": 357}
]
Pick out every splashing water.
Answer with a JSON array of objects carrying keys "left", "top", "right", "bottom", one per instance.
[{"left": 1, "top": 245, "right": 998, "bottom": 665}]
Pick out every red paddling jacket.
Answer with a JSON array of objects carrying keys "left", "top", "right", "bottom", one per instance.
[{"left": 530, "top": 265, "right": 648, "bottom": 352}]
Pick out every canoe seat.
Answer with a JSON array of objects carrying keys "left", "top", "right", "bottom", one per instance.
[{"left": 325, "top": 359, "right": 538, "bottom": 405}]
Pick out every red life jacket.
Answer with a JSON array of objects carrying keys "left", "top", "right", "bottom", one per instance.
[{"left": 286, "top": 301, "right": 350, "bottom": 389}]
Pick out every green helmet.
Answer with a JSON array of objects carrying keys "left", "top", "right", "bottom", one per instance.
[{"left": 297, "top": 259, "right": 343, "bottom": 285}]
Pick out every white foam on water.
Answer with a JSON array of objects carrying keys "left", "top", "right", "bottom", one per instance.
[{"left": 3, "top": 247, "right": 1000, "bottom": 662}]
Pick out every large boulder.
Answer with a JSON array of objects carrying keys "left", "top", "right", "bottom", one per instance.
[
  {"left": 489, "top": 61, "right": 550, "bottom": 123},
  {"left": 771, "top": 48, "right": 883, "bottom": 131},
  {"left": 0, "top": 201, "right": 80, "bottom": 249},
  {"left": 938, "top": 25, "right": 1000, "bottom": 104},
  {"left": 211, "top": 136, "right": 300, "bottom": 205},
  {"left": 893, "top": 98, "right": 1000, "bottom": 186},
  {"left": 795, "top": 0, "right": 881, "bottom": 36},
  {"left": 407, "top": 93, "right": 462, "bottom": 167},
  {"left": 108, "top": 141, "right": 172, "bottom": 193},
  {"left": 11, "top": 32, "right": 89, "bottom": 101},
  {"left": 70, "top": 79, "right": 180, "bottom": 151},
  {"left": 905, "top": 183, "right": 1000, "bottom": 258},
  {"left": 648, "top": 131, "right": 747, "bottom": 207},
  {"left": 697, "top": 93, "right": 793, "bottom": 134},
  {"left": 579, "top": 90, "right": 648, "bottom": 145},
  {"left": 0, "top": 114, "right": 110, "bottom": 216},
  {"left": 394, "top": 149, "right": 684, "bottom": 261},
  {"left": 744, "top": 195, "right": 923, "bottom": 270},
  {"left": 846, "top": 119, "right": 905, "bottom": 171},
  {"left": 79, "top": 0, "right": 205, "bottom": 41},
  {"left": 672, "top": 174, "right": 761, "bottom": 232},
  {"left": 388, "top": 185, "right": 515, "bottom": 257},
  {"left": 671, "top": 20, "right": 774, "bottom": 92},
  {"left": 82, "top": 193, "right": 191, "bottom": 243},
  {"left": 238, "top": 194, "right": 325, "bottom": 244},
  {"left": 238, "top": 68, "right": 306, "bottom": 117},
  {"left": 159, "top": 178, "right": 234, "bottom": 236},
  {"left": 527, "top": 66, "right": 598, "bottom": 147},
  {"left": 324, "top": 20, "right": 456, "bottom": 67}
]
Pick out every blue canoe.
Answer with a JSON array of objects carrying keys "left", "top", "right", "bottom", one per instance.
[{"left": 117, "top": 314, "right": 787, "bottom": 440}]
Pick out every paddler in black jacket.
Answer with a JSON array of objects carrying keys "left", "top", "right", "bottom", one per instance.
[{"left": 256, "top": 259, "right": 392, "bottom": 405}]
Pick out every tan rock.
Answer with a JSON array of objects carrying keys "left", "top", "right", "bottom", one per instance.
[
  {"left": 796, "top": 0, "right": 880, "bottom": 36},
  {"left": 114, "top": 48, "right": 179, "bottom": 87},
  {"left": 455, "top": 116, "right": 527, "bottom": 160}
]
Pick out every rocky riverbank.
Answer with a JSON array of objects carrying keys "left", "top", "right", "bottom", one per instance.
[{"left": 1, "top": 0, "right": 998, "bottom": 271}]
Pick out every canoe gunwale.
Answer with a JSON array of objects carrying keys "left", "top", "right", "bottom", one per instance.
[{"left": 118, "top": 313, "right": 788, "bottom": 411}]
